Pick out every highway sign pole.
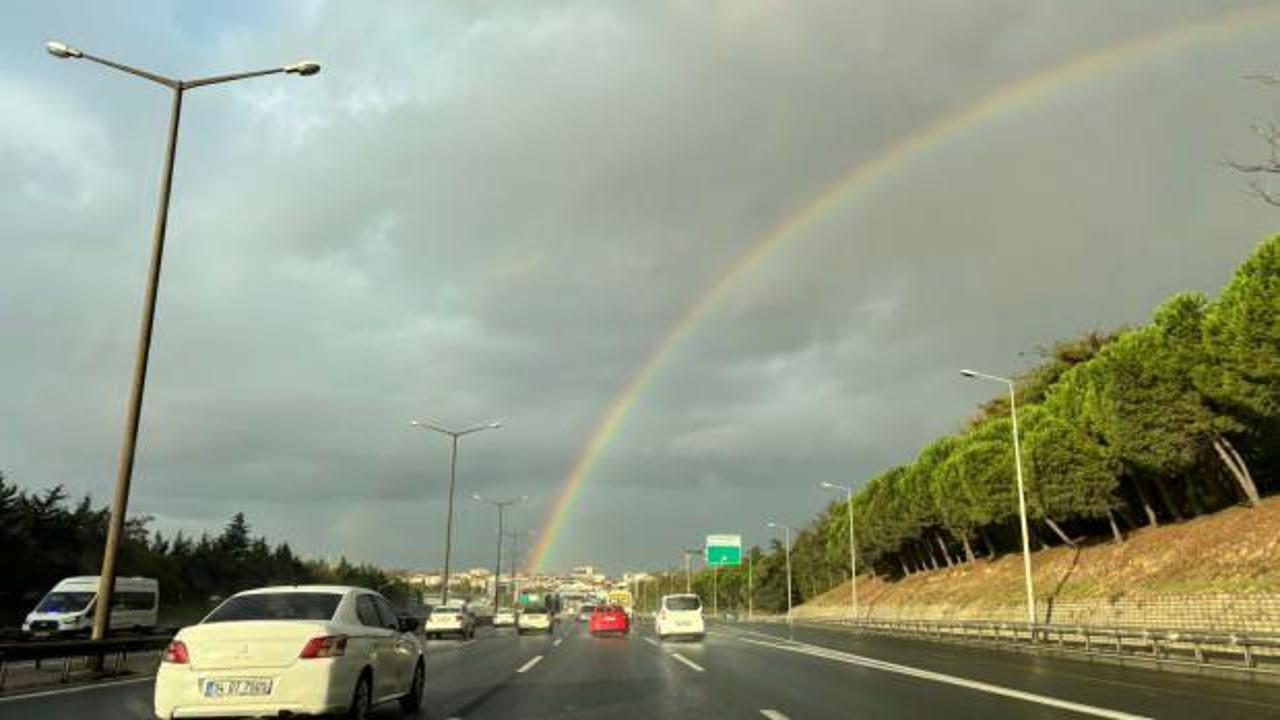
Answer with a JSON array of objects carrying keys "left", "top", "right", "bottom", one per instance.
[{"left": 712, "top": 565, "right": 718, "bottom": 616}]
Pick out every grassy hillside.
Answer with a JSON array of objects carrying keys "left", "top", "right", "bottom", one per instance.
[{"left": 797, "top": 496, "right": 1280, "bottom": 617}]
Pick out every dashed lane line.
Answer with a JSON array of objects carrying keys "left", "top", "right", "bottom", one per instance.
[
  {"left": 516, "top": 655, "right": 544, "bottom": 673},
  {"left": 553, "top": 638, "right": 563, "bottom": 647},
  {"left": 670, "top": 653, "right": 705, "bottom": 672},
  {"left": 729, "top": 632, "right": 1149, "bottom": 720},
  {"left": 644, "top": 637, "right": 660, "bottom": 647},
  {"left": 760, "top": 711, "right": 789, "bottom": 720}
]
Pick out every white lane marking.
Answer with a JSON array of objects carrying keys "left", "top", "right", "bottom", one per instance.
[
  {"left": 733, "top": 634, "right": 1149, "bottom": 720},
  {"left": 0, "top": 676, "right": 153, "bottom": 703},
  {"left": 760, "top": 711, "right": 789, "bottom": 720},
  {"left": 644, "top": 637, "right": 660, "bottom": 647},
  {"left": 553, "top": 638, "right": 563, "bottom": 647},
  {"left": 670, "top": 653, "right": 705, "bottom": 672},
  {"left": 516, "top": 655, "right": 544, "bottom": 673}
]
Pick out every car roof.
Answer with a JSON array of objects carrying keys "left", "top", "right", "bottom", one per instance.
[{"left": 235, "top": 585, "right": 368, "bottom": 596}]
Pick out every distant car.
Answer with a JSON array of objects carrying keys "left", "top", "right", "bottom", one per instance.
[
  {"left": 426, "top": 603, "right": 476, "bottom": 639},
  {"left": 655, "top": 594, "right": 705, "bottom": 641},
  {"left": 153, "top": 585, "right": 425, "bottom": 719},
  {"left": 24, "top": 576, "right": 157, "bottom": 638},
  {"left": 577, "top": 604, "right": 596, "bottom": 623},
  {"left": 516, "top": 605, "right": 552, "bottom": 635},
  {"left": 494, "top": 608, "right": 517, "bottom": 627},
  {"left": 589, "top": 605, "right": 630, "bottom": 637}
]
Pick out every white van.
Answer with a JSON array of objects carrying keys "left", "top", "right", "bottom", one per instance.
[
  {"left": 655, "top": 593, "right": 705, "bottom": 641},
  {"left": 22, "top": 576, "right": 159, "bottom": 637}
]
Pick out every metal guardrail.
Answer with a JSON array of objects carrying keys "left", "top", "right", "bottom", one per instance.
[
  {"left": 792, "top": 616, "right": 1280, "bottom": 677},
  {"left": 0, "top": 634, "right": 173, "bottom": 691}
]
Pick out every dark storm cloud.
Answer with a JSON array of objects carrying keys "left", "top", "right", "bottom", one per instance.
[{"left": 2, "top": 0, "right": 1277, "bottom": 572}]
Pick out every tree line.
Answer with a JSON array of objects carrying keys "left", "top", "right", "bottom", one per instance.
[
  {"left": 0, "top": 474, "right": 412, "bottom": 627},
  {"left": 681, "top": 235, "right": 1279, "bottom": 614}
]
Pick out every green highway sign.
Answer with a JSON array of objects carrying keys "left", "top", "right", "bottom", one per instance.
[{"left": 705, "top": 534, "right": 742, "bottom": 567}]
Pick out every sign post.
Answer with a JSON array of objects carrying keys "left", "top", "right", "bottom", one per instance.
[{"left": 706, "top": 534, "right": 741, "bottom": 618}]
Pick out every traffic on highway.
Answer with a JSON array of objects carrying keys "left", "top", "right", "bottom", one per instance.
[
  {"left": 5, "top": 1, "right": 1280, "bottom": 718},
  {"left": 2, "top": 595, "right": 1277, "bottom": 719}
]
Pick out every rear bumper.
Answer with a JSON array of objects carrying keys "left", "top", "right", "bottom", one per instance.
[
  {"left": 656, "top": 620, "right": 705, "bottom": 636},
  {"left": 153, "top": 660, "right": 355, "bottom": 719}
]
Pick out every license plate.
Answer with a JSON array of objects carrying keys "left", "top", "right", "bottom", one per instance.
[
  {"left": 677, "top": 620, "right": 692, "bottom": 627},
  {"left": 202, "top": 678, "right": 272, "bottom": 698}
]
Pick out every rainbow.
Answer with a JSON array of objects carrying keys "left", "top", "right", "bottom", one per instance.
[{"left": 528, "top": 4, "right": 1280, "bottom": 571}]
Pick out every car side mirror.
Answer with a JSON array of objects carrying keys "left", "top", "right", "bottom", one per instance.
[{"left": 398, "top": 617, "right": 421, "bottom": 633}]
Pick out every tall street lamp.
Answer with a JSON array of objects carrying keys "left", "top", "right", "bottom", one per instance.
[
  {"left": 820, "top": 481, "right": 859, "bottom": 620},
  {"left": 473, "top": 494, "right": 526, "bottom": 612},
  {"left": 410, "top": 419, "right": 502, "bottom": 605},
  {"left": 47, "top": 41, "right": 320, "bottom": 642},
  {"left": 504, "top": 529, "right": 533, "bottom": 605},
  {"left": 682, "top": 548, "right": 700, "bottom": 593},
  {"left": 766, "top": 522, "right": 795, "bottom": 628},
  {"left": 961, "top": 368, "right": 1036, "bottom": 627}
]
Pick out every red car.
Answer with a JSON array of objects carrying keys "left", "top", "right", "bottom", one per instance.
[{"left": 589, "top": 604, "right": 630, "bottom": 636}]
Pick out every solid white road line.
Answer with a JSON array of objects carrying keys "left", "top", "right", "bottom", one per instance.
[
  {"left": 516, "top": 655, "right": 544, "bottom": 673},
  {"left": 732, "top": 634, "right": 1149, "bottom": 720},
  {"left": 644, "top": 637, "right": 660, "bottom": 647},
  {"left": 670, "top": 653, "right": 705, "bottom": 672},
  {"left": 0, "top": 676, "right": 153, "bottom": 703},
  {"left": 760, "top": 710, "right": 790, "bottom": 720}
]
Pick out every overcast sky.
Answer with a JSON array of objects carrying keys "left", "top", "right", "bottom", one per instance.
[{"left": 3, "top": 1, "right": 1278, "bottom": 574}]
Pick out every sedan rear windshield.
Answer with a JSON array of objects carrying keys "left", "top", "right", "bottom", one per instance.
[
  {"left": 204, "top": 593, "right": 341, "bottom": 623},
  {"left": 523, "top": 606, "right": 547, "bottom": 615},
  {"left": 665, "top": 596, "right": 701, "bottom": 611}
]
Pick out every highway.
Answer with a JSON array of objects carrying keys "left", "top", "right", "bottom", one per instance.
[{"left": 2, "top": 620, "right": 1276, "bottom": 719}]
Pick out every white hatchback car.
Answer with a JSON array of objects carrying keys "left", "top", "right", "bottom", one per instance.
[
  {"left": 655, "top": 594, "right": 705, "bottom": 641},
  {"left": 516, "top": 605, "right": 552, "bottom": 635},
  {"left": 154, "top": 586, "right": 425, "bottom": 719}
]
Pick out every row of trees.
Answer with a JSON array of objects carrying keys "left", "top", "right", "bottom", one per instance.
[
  {"left": 679, "top": 235, "right": 1278, "bottom": 614},
  {"left": 0, "top": 473, "right": 411, "bottom": 627}
]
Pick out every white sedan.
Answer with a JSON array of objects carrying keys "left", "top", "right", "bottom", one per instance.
[{"left": 154, "top": 585, "right": 425, "bottom": 719}]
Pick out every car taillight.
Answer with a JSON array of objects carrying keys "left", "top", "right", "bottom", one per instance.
[
  {"left": 299, "top": 635, "right": 348, "bottom": 659},
  {"left": 162, "top": 640, "right": 190, "bottom": 664}
]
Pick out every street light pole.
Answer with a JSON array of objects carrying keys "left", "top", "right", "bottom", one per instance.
[
  {"left": 767, "top": 522, "right": 794, "bottom": 629},
  {"left": 747, "top": 549, "right": 754, "bottom": 621},
  {"left": 961, "top": 369, "right": 1036, "bottom": 628},
  {"left": 821, "top": 482, "right": 858, "bottom": 620},
  {"left": 411, "top": 420, "right": 502, "bottom": 605},
  {"left": 682, "top": 548, "right": 699, "bottom": 593},
  {"left": 474, "top": 494, "right": 527, "bottom": 612},
  {"left": 504, "top": 529, "right": 531, "bottom": 605},
  {"left": 46, "top": 41, "right": 320, "bottom": 643}
]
